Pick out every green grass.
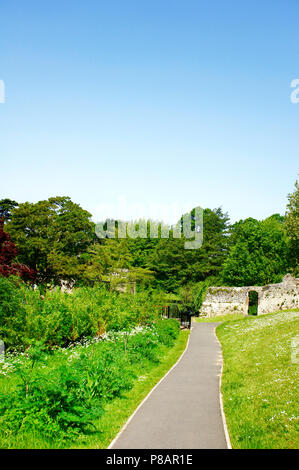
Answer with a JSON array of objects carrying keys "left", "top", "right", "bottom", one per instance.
[
  {"left": 217, "top": 309, "right": 299, "bottom": 449},
  {"left": 194, "top": 313, "right": 246, "bottom": 323}
]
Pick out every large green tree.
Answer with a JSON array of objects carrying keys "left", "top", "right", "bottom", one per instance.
[
  {"left": 0, "top": 199, "right": 19, "bottom": 223},
  {"left": 284, "top": 181, "right": 299, "bottom": 273},
  {"left": 146, "top": 207, "right": 230, "bottom": 291},
  {"left": 186, "top": 207, "right": 230, "bottom": 281},
  {"left": 6, "top": 196, "right": 95, "bottom": 284},
  {"left": 221, "top": 215, "right": 289, "bottom": 286},
  {"left": 82, "top": 237, "right": 154, "bottom": 289}
]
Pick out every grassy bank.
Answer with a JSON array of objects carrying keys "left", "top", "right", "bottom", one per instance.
[
  {"left": 194, "top": 313, "right": 246, "bottom": 323},
  {"left": 0, "top": 319, "right": 189, "bottom": 449},
  {"left": 217, "top": 310, "right": 299, "bottom": 449}
]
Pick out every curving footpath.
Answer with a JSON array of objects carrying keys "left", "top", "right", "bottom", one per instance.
[{"left": 109, "top": 322, "right": 229, "bottom": 449}]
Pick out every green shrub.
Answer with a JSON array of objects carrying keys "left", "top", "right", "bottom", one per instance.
[
  {"left": 0, "top": 319, "right": 179, "bottom": 445},
  {"left": 0, "top": 278, "right": 163, "bottom": 350},
  {"left": 154, "top": 318, "right": 180, "bottom": 346},
  {"left": 0, "top": 276, "right": 28, "bottom": 348},
  {"left": 127, "top": 329, "right": 160, "bottom": 363}
]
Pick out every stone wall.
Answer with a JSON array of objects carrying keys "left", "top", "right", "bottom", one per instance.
[{"left": 200, "top": 274, "right": 299, "bottom": 317}]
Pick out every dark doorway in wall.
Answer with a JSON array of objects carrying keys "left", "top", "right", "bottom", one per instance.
[{"left": 248, "top": 291, "right": 258, "bottom": 315}]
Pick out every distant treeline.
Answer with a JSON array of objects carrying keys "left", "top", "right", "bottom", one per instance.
[{"left": 0, "top": 181, "right": 298, "bottom": 292}]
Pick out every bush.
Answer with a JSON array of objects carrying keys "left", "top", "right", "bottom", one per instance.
[
  {"left": 154, "top": 318, "right": 180, "bottom": 346},
  {"left": 0, "top": 278, "right": 163, "bottom": 350},
  {"left": 0, "top": 276, "right": 28, "bottom": 348},
  {"left": 191, "top": 276, "right": 221, "bottom": 314},
  {"left": 127, "top": 330, "right": 160, "bottom": 363},
  {"left": 0, "top": 319, "right": 179, "bottom": 444}
]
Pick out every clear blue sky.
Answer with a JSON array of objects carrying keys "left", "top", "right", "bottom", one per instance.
[{"left": 0, "top": 0, "right": 298, "bottom": 224}]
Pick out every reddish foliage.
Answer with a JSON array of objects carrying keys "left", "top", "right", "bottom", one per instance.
[
  {"left": 0, "top": 226, "right": 18, "bottom": 264},
  {"left": 0, "top": 219, "right": 36, "bottom": 281}
]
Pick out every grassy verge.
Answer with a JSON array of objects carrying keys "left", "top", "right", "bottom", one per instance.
[
  {"left": 194, "top": 313, "right": 246, "bottom": 323},
  {"left": 216, "top": 310, "right": 299, "bottom": 449},
  {"left": 0, "top": 324, "right": 189, "bottom": 449},
  {"left": 73, "top": 329, "right": 189, "bottom": 448}
]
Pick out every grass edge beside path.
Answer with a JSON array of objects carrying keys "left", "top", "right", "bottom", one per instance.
[
  {"left": 73, "top": 329, "right": 190, "bottom": 449},
  {"left": 195, "top": 313, "right": 245, "bottom": 323},
  {"left": 215, "top": 310, "right": 299, "bottom": 449}
]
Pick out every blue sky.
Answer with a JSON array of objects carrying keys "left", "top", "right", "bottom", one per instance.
[{"left": 0, "top": 0, "right": 298, "bottom": 224}]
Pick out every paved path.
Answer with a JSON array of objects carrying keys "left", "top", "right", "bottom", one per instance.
[{"left": 110, "top": 322, "right": 228, "bottom": 449}]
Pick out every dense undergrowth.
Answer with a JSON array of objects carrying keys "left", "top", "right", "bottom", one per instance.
[
  {"left": 0, "top": 276, "right": 183, "bottom": 448},
  {"left": 0, "top": 318, "right": 181, "bottom": 448},
  {"left": 0, "top": 276, "right": 164, "bottom": 350}
]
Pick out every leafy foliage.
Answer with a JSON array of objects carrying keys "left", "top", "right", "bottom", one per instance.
[
  {"left": 0, "top": 224, "right": 35, "bottom": 281},
  {"left": 145, "top": 208, "right": 230, "bottom": 291},
  {"left": 6, "top": 196, "right": 95, "bottom": 284},
  {"left": 0, "top": 199, "right": 19, "bottom": 222},
  {"left": 221, "top": 216, "right": 290, "bottom": 286},
  {"left": 1, "top": 184, "right": 298, "bottom": 292},
  {"left": 0, "top": 319, "right": 179, "bottom": 445},
  {"left": 0, "top": 277, "right": 163, "bottom": 350}
]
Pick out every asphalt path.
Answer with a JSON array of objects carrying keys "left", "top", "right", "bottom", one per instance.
[{"left": 110, "top": 321, "right": 228, "bottom": 449}]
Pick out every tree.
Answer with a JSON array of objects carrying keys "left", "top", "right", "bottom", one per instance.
[
  {"left": 0, "top": 224, "right": 35, "bottom": 280},
  {"left": 125, "top": 220, "right": 160, "bottom": 267},
  {"left": 146, "top": 207, "right": 230, "bottom": 291},
  {"left": 0, "top": 224, "right": 18, "bottom": 276},
  {"left": 0, "top": 199, "right": 19, "bottom": 223},
  {"left": 186, "top": 207, "right": 230, "bottom": 281},
  {"left": 221, "top": 216, "right": 289, "bottom": 286},
  {"left": 82, "top": 239, "right": 154, "bottom": 289},
  {"left": 6, "top": 196, "right": 95, "bottom": 284},
  {"left": 147, "top": 237, "right": 189, "bottom": 291},
  {"left": 82, "top": 239, "right": 133, "bottom": 284},
  {"left": 285, "top": 181, "right": 299, "bottom": 273}
]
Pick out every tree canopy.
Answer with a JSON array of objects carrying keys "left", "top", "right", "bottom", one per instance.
[
  {"left": 2, "top": 181, "right": 298, "bottom": 290},
  {"left": 6, "top": 196, "right": 95, "bottom": 284},
  {"left": 0, "top": 223, "right": 35, "bottom": 280},
  {"left": 0, "top": 199, "right": 19, "bottom": 223},
  {"left": 221, "top": 216, "right": 290, "bottom": 286}
]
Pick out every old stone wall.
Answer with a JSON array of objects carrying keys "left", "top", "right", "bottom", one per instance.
[
  {"left": 258, "top": 275, "right": 298, "bottom": 314},
  {"left": 200, "top": 274, "right": 299, "bottom": 317}
]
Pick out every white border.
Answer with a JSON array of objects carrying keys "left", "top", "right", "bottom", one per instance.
[{"left": 108, "top": 329, "right": 192, "bottom": 449}]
